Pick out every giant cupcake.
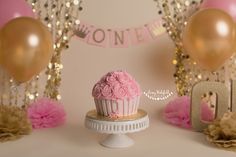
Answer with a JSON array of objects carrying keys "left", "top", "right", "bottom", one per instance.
[{"left": 92, "top": 70, "right": 141, "bottom": 118}]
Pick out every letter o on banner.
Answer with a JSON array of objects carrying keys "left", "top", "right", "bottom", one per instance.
[{"left": 92, "top": 28, "right": 106, "bottom": 43}]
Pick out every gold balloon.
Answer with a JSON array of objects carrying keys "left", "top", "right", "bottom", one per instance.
[
  {"left": 183, "top": 9, "right": 236, "bottom": 71},
  {"left": 0, "top": 17, "right": 53, "bottom": 82}
]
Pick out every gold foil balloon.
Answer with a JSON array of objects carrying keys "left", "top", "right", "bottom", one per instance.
[
  {"left": 0, "top": 17, "right": 53, "bottom": 82},
  {"left": 183, "top": 9, "right": 236, "bottom": 71}
]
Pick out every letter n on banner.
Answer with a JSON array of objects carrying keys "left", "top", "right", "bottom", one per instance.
[
  {"left": 109, "top": 29, "right": 129, "bottom": 48},
  {"left": 128, "top": 27, "right": 152, "bottom": 45},
  {"left": 87, "top": 27, "right": 108, "bottom": 47}
]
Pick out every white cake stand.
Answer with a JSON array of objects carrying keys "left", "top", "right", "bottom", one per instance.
[{"left": 85, "top": 109, "right": 149, "bottom": 148}]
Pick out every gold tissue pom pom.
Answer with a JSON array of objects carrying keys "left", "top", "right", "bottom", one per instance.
[
  {"left": 204, "top": 112, "right": 236, "bottom": 151},
  {"left": 0, "top": 105, "right": 32, "bottom": 142}
]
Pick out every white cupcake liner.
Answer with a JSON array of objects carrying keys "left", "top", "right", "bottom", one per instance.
[{"left": 94, "top": 96, "right": 140, "bottom": 117}]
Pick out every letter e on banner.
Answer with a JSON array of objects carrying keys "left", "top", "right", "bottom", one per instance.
[{"left": 129, "top": 27, "right": 152, "bottom": 45}]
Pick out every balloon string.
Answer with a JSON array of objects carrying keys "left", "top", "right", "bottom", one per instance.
[
  {"left": 0, "top": 71, "right": 5, "bottom": 105},
  {"left": 33, "top": 75, "right": 40, "bottom": 101},
  {"left": 14, "top": 86, "right": 19, "bottom": 106},
  {"left": 23, "top": 82, "right": 30, "bottom": 109},
  {"left": 8, "top": 78, "right": 14, "bottom": 106}
]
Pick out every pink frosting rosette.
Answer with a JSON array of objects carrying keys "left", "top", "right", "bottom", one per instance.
[
  {"left": 106, "top": 73, "right": 118, "bottom": 85},
  {"left": 92, "top": 84, "right": 102, "bottom": 98},
  {"left": 92, "top": 70, "right": 141, "bottom": 100},
  {"left": 101, "top": 84, "right": 113, "bottom": 98},
  {"left": 113, "top": 84, "right": 127, "bottom": 99}
]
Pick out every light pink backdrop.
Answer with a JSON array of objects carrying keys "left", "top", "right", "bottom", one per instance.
[{"left": 0, "top": 0, "right": 234, "bottom": 157}]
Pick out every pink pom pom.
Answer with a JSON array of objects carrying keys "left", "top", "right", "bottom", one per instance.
[
  {"left": 27, "top": 98, "right": 66, "bottom": 129},
  {"left": 163, "top": 96, "right": 214, "bottom": 129}
]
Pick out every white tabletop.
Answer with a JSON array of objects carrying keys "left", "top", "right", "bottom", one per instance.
[{"left": 0, "top": 98, "right": 235, "bottom": 157}]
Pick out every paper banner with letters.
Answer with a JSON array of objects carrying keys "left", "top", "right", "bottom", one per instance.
[{"left": 75, "top": 19, "right": 165, "bottom": 48}]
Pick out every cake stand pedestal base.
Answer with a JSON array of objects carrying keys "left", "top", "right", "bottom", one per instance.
[
  {"left": 85, "top": 109, "right": 149, "bottom": 149},
  {"left": 100, "top": 134, "right": 134, "bottom": 148}
]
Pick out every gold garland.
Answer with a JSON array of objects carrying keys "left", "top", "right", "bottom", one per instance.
[
  {"left": 27, "top": 0, "right": 83, "bottom": 100},
  {"left": 154, "top": 0, "right": 234, "bottom": 96}
]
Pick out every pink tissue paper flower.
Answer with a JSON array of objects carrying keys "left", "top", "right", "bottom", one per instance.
[
  {"left": 163, "top": 96, "right": 214, "bottom": 129},
  {"left": 27, "top": 97, "right": 66, "bottom": 129}
]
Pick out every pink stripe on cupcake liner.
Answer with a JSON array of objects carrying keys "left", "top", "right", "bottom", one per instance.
[
  {"left": 111, "top": 101, "right": 116, "bottom": 113},
  {"left": 135, "top": 97, "right": 140, "bottom": 112},
  {"left": 128, "top": 100, "right": 133, "bottom": 114},
  {"left": 105, "top": 100, "right": 108, "bottom": 115},
  {"left": 131, "top": 99, "right": 134, "bottom": 113},
  {"left": 95, "top": 99, "right": 100, "bottom": 114},
  {"left": 107, "top": 101, "right": 113, "bottom": 113},
  {"left": 118, "top": 100, "right": 122, "bottom": 115},
  {"left": 135, "top": 98, "right": 138, "bottom": 113},
  {"left": 94, "top": 99, "right": 99, "bottom": 113},
  {"left": 102, "top": 100, "right": 108, "bottom": 116},
  {"left": 99, "top": 100, "right": 104, "bottom": 115},
  {"left": 94, "top": 96, "right": 140, "bottom": 117}
]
